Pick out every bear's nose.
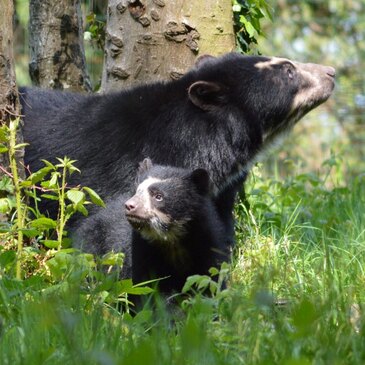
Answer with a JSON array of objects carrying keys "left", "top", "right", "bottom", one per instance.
[
  {"left": 125, "top": 197, "right": 138, "bottom": 212},
  {"left": 326, "top": 66, "right": 336, "bottom": 78}
]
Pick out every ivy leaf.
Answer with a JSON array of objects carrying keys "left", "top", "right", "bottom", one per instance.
[{"left": 239, "top": 15, "right": 257, "bottom": 38}]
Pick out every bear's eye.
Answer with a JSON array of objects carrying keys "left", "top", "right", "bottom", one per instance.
[
  {"left": 154, "top": 193, "right": 163, "bottom": 202},
  {"left": 286, "top": 66, "right": 294, "bottom": 80}
]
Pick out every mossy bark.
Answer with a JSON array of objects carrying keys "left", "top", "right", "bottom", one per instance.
[
  {"left": 102, "top": 0, "right": 235, "bottom": 91},
  {"left": 29, "top": 0, "right": 91, "bottom": 92}
]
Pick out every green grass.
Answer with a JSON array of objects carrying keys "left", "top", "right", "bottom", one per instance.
[{"left": 0, "top": 159, "right": 364, "bottom": 365}]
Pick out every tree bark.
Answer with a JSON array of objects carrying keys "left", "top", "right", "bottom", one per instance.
[
  {"left": 0, "top": 0, "right": 24, "bottom": 179},
  {"left": 29, "top": 0, "right": 92, "bottom": 92},
  {"left": 102, "top": 0, "right": 235, "bottom": 91}
]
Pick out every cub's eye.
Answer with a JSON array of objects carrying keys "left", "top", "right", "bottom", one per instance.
[{"left": 154, "top": 193, "right": 163, "bottom": 202}]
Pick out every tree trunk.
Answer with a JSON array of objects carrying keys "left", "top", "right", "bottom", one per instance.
[
  {"left": 102, "top": 0, "right": 235, "bottom": 91},
  {"left": 29, "top": 0, "right": 92, "bottom": 92},
  {"left": 0, "top": 0, "right": 24, "bottom": 179}
]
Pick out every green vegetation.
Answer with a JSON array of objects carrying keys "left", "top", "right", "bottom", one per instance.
[
  {"left": 233, "top": 0, "right": 273, "bottom": 53},
  {"left": 1, "top": 122, "right": 364, "bottom": 363},
  {"left": 2, "top": 1, "right": 364, "bottom": 363}
]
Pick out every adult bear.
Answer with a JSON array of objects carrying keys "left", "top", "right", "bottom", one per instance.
[{"left": 20, "top": 53, "right": 335, "bottom": 246}]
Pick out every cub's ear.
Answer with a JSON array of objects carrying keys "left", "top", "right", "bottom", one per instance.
[
  {"left": 188, "top": 81, "right": 227, "bottom": 111},
  {"left": 189, "top": 168, "right": 211, "bottom": 195},
  {"left": 138, "top": 158, "right": 153, "bottom": 174}
]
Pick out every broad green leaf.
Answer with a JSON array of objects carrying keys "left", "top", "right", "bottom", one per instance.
[
  {"left": 100, "top": 252, "right": 124, "bottom": 266},
  {"left": 41, "top": 159, "right": 56, "bottom": 169},
  {"left": 76, "top": 203, "right": 88, "bottom": 216},
  {"left": 0, "top": 128, "right": 8, "bottom": 142},
  {"left": 28, "top": 166, "right": 53, "bottom": 184},
  {"left": 42, "top": 239, "right": 60, "bottom": 249},
  {"left": 20, "top": 180, "right": 32, "bottom": 187},
  {"left": 0, "top": 250, "right": 16, "bottom": 268},
  {"left": 239, "top": 15, "right": 257, "bottom": 38},
  {"left": 0, "top": 198, "right": 10, "bottom": 213},
  {"left": 21, "top": 228, "right": 41, "bottom": 238},
  {"left": 68, "top": 165, "right": 80, "bottom": 174},
  {"left": 0, "top": 144, "right": 8, "bottom": 153},
  {"left": 49, "top": 172, "right": 60, "bottom": 188},
  {"left": 0, "top": 176, "right": 14, "bottom": 193},
  {"left": 66, "top": 189, "right": 85, "bottom": 205},
  {"left": 31, "top": 217, "right": 57, "bottom": 229},
  {"left": 83, "top": 187, "right": 105, "bottom": 207}
]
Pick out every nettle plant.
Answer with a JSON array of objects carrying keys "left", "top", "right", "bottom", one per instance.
[
  {"left": 0, "top": 118, "right": 106, "bottom": 274},
  {"left": 0, "top": 118, "right": 153, "bottom": 311}
]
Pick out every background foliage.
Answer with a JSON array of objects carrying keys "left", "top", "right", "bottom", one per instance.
[
  {"left": 260, "top": 0, "right": 365, "bottom": 179},
  {"left": 1, "top": 1, "right": 365, "bottom": 364}
]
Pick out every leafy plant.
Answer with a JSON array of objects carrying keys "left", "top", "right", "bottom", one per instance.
[
  {"left": 233, "top": 0, "right": 273, "bottom": 53},
  {"left": 84, "top": 11, "right": 106, "bottom": 50},
  {"left": 0, "top": 118, "right": 153, "bottom": 311}
]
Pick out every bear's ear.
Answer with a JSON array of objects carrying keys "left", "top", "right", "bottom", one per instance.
[
  {"left": 188, "top": 81, "right": 227, "bottom": 111},
  {"left": 138, "top": 158, "right": 153, "bottom": 174},
  {"left": 189, "top": 168, "right": 211, "bottom": 195}
]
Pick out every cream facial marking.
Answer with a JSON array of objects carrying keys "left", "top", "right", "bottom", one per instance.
[
  {"left": 133, "top": 176, "right": 188, "bottom": 243},
  {"left": 255, "top": 57, "right": 295, "bottom": 70},
  {"left": 135, "top": 176, "right": 162, "bottom": 213},
  {"left": 289, "top": 61, "right": 334, "bottom": 116}
]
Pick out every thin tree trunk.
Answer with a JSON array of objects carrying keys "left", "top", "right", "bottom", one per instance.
[
  {"left": 0, "top": 0, "right": 24, "bottom": 179},
  {"left": 102, "top": 0, "right": 235, "bottom": 91},
  {"left": 29, "top": 0, "right": 92, "bottom": 92}
]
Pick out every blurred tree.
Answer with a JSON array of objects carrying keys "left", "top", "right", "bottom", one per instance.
[
  {"left": 0, "top": 0, "right": 24, "bottom": 179},
  {"left": 29, "top": 0, "right": 92, "bottom": 91}
]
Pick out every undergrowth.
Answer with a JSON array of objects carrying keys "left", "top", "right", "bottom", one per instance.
[{"left": 0, "top": 120, "right": 365, "bottom": 364}]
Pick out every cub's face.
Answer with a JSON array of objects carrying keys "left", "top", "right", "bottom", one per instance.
[{"left": 125, "top": 162, "right": 210, "bottom": 243}]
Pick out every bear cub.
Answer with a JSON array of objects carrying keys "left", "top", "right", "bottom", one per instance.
[
  {"left": 72, "top": 158, "right": 228, "bottom": 294},
  {"left": 127, "top": 158, "right": 229, "bottom": 294}
]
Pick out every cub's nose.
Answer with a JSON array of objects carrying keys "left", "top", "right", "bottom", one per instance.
[{"left": 125, "top": 197, "right": 138, "bottom": 212}]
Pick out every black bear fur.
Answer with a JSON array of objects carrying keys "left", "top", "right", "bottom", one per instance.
[
  {"left": 20, "top": 52, "right": 335, "bottom": 248},
  {"left": 73, "top": 159, "right": 228, "bottom": 294}
]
